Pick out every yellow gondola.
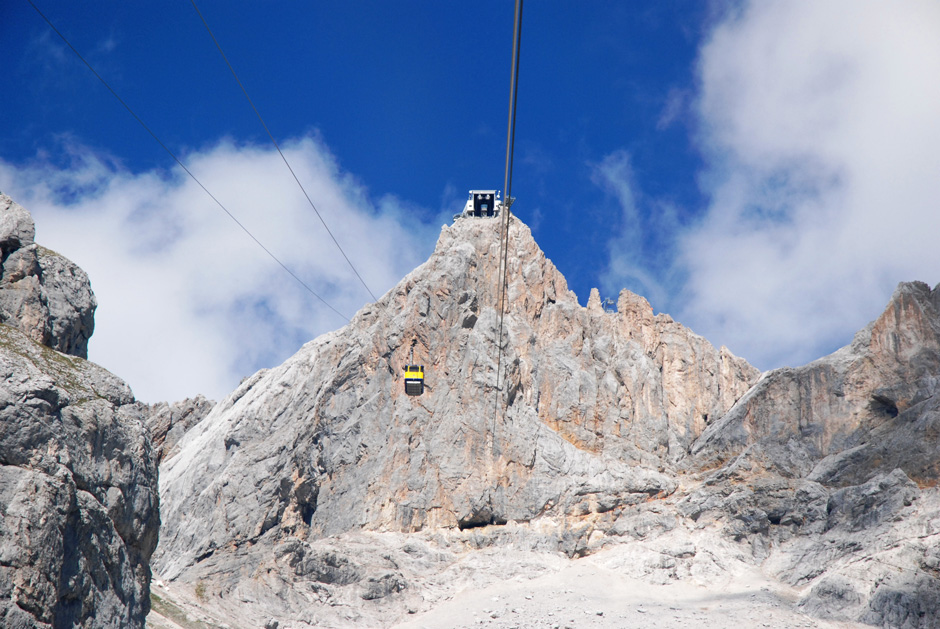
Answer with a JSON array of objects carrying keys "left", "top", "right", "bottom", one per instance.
[{"left": 403, "top": 364, "right": 424, "bottom": 396}]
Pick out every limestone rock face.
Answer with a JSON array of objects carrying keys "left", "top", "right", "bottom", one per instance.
[
  {"left": 691, "top": 280, "right": 940, "bottom": 484},
  {"left": 0, "top": 194, "right": 96, "bottom": 359},
  {"left": 151, "top": 213, "right": 940, "bottom": 628},
  {"left": 684, "top": 281, "right": 940, "bottom": 627},
  {"left": 153, "top": 217, "right": 757, "bottom": 621},
  {"left": 0, "top": 324, "right": 159, "bottom": 628},
  {"left": 144, "top": 395, "right": 215, "bottom": 463}
]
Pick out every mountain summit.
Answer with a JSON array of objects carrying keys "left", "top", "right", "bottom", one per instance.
[
  {"left": 152, "top": 215, "right": 764, "bottom": 624},
  {"left": 153, "top": 215, "right": 940, "bottom": 628}
]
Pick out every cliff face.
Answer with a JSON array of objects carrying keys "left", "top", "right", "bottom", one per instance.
[
  {"left": 0, "top": 196, "right": 158, "bottom": 628},
  {"left": 152, "top": 216, "right": 758, "bottom": 625},
  {"left": 683, "top": 280, "right": 940, "bottom": 627},
  {"left": 0, "top": 324, "right": 160, "bottom": 629},
  {"left": 0, "top": 194, "right": 96, "bottom": 359},
  {"left": 691, "top": 281, "right": 940, "bottom": 486}
]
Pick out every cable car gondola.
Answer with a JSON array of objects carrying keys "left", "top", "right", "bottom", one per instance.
[
  {"left": 403, "top": 339, "right": 425, "bottom": 396},
  {"left": 403, "top": 364, "right": 424, "bottom": 396}
]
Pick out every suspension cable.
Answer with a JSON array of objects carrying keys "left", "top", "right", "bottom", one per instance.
[
  {"left": 26, "top": 0, "right": 350, "bottom": 323},
  {"left": 189, "top": 0, "right": 378, "bottom": 302},
  {"left": 493, "top": 0, "right": 524, "bottom": 452}
]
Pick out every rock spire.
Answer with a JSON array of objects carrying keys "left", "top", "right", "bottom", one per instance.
[{"left": 0, "top": 193, "right": 96, "bottom": 358}]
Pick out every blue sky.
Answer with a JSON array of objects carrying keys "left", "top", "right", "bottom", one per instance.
[{"left": 3, "top": 1, "right": 940, "bottom": 402}]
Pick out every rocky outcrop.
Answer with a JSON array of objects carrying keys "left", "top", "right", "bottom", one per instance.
[
  {"left": 684, "top": 281, "right": 940, "bottom": 627},
  {"left": 144, "top": 395, "right": 215, "bottom": 463},
  {"left": 0, "top": 194, "right": 96, "bottom": 359},
  {"left": 0, "top": 324, "right": 159, "bottom": 628},
  {"left": 0, "top": 195, "right": 157, "bottom": 628},
  {"left": 691, "top": 281, "right": 940, "bottom": 483},
  {"left": 153, "top": 216, "right": 758, "bottom": 624}
]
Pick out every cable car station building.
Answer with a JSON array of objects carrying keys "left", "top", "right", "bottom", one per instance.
[{"left": 454, "top": 190, "right": 502, "bottom": 220}]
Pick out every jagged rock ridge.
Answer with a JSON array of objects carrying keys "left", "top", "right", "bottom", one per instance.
[
  {"left": 145, "top": 395, "right": 215, "bottom": 464},
  {"left": 0, "top": 196, "right": 158, "bottom": 628}
]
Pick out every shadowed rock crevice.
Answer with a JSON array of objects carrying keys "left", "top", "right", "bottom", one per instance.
[
  {"left": 869, "top": 393, "right": 899, "bottom": 418},
  {"left": 457, "top": 506, "right": 509, "bottom": 530}
]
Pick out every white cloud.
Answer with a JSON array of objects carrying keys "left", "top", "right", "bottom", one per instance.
[
  {"left": 657, "top": 87, "right": 689, "bottom": 130},
  {"left": 592, "top": 150, "right": 678, "bottom": 311},
  {"left": 679, "top": 0, "right": 940, "bottom": 369},
  {"left": 0, "top": 136, "right": 441, "bottom": 402}
]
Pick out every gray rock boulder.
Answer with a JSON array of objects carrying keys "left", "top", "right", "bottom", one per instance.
[
  {"left": 0, "top": 194, "right": 35, "bottom": 247},
  {"left": 0, "top": 194, "right": 96, "bottom": 358}
]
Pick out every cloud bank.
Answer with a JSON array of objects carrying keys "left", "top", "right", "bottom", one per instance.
[
  {"left": 604, "top": 0, "right": 940, "bottom": 370},
  {"left": 1, "top": 136, "right": 441, "bottom": 402}
]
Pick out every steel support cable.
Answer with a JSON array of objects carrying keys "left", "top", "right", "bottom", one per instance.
[
  {"left": 493, "top": 0, "right": 523, "bottom": 451},
  {"left": 26, "top": 0, "right": 350, "bottom": 323},
  {"left": 189, "top": 0, "right": 377, "bottom": 302}
]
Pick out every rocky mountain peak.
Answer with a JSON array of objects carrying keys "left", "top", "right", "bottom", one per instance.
[
  {"left": 0, "top": 193, "right": 97, "bottom": 358},
  {"left": 691, "top": 279, "right": 940, "bottom": 486},
  {"left": 152, "top": 214, "right": 761, "bottom": 624},
  {"left": 150, "top": 209, "right": 940, "bottom": 627},
  {"left": 865, "top": 280, "right": 940, "bottom": 372}
]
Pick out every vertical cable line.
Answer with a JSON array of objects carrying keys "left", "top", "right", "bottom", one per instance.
[
  {"left": 493, "top": 0, "right": 523, "bottom": 452},
  {"left": 190, "top": 0, "right": 377, "bottom": 302},
  {"left": 26, "top": 0, "right": 350, "bottom": 323}
]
